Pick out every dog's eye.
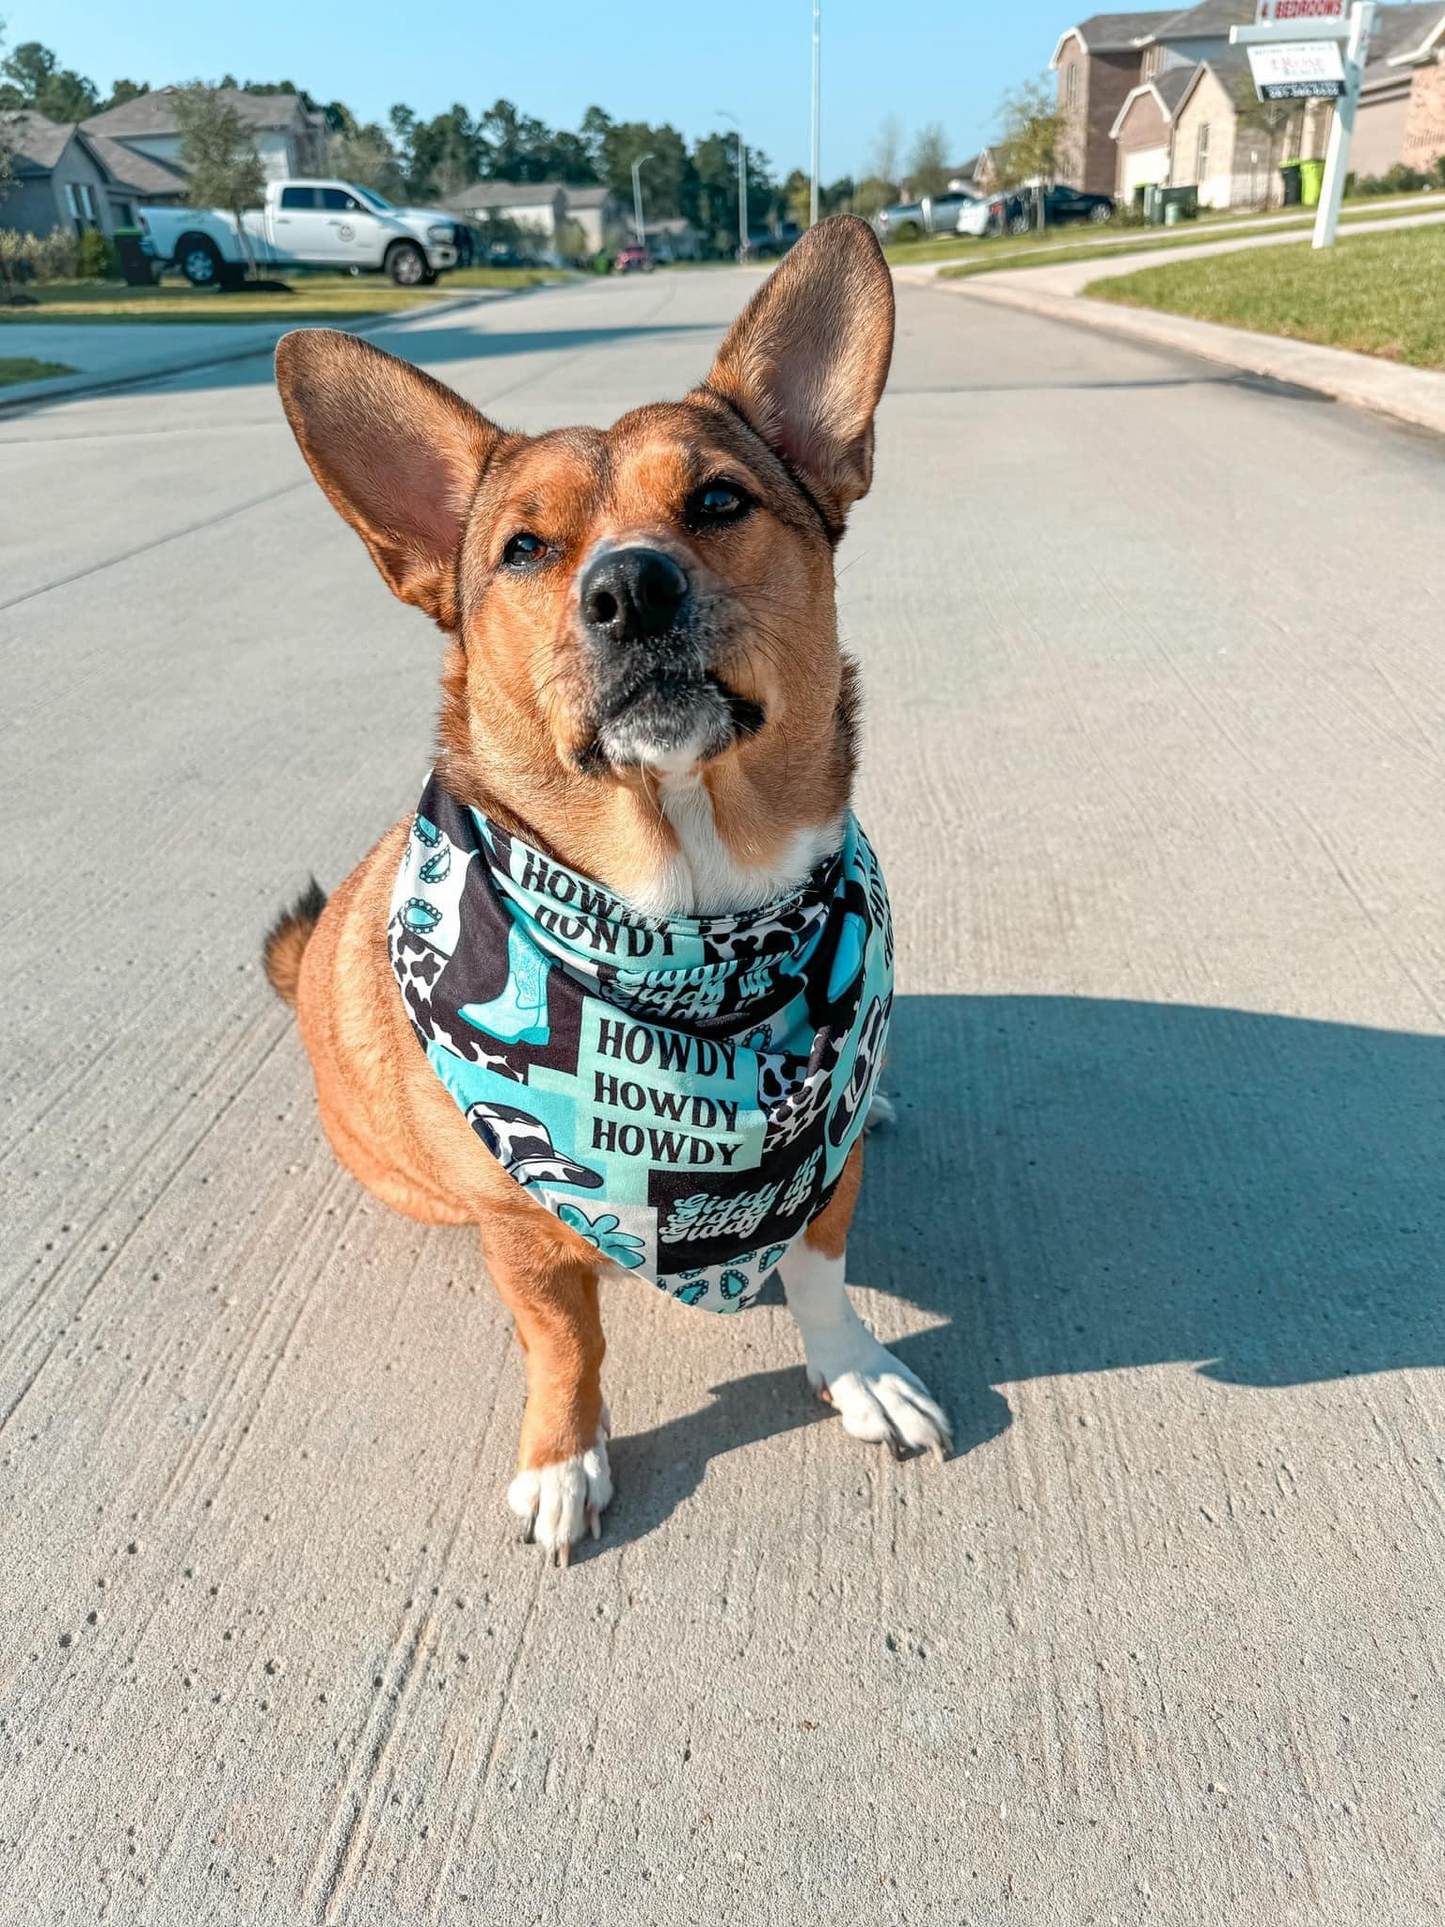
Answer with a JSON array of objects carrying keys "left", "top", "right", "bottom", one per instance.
[
  {"left": 502, "top": 531, "right": 547, "bottom": 569},
  {"left": 687, "top": 481, "right": 751, "bottom": 527}
]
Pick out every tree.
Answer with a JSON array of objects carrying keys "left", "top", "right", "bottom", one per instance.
[
  {"left": 1229, "top": 73, "right": 1302, "bottom": 208},
  {"left": 99, "top": 79, "right": 149, "bottom": 112},
  {"left": 0, "top": 40, "right": 99, "bottom": 120},
  {"left": 852, "top": 176, "right": 895, "bottom": 219},
  {"left": 599, "top": 119, "right": 693, "bottom": 221},
  {"left": 867, "top": 116, "right": 903, "bottom": 194},
  {"left": 173, "top": 83, "right": 266, "bottom": 278},
  {"left": 994, "top": 77, "right": 1070, "bottom": 189},
  {"left": 907, "top": 123, "right": 951, "bottom": 199},
  {"left": 330, "top": 120, "right": 405, "bottom": 198}
]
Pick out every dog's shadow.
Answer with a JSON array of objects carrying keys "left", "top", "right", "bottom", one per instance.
[{"left": 602, "top": 993, "right": 1443, "bottom": 1551}]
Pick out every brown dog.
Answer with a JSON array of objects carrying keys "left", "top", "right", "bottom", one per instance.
[{"left": 266, "top": 217, "right": 949, "bottom": 1563}]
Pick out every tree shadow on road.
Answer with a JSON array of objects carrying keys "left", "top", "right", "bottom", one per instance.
[{"left": 605, "top": 994, "right": 1442, "bottom": 1551}]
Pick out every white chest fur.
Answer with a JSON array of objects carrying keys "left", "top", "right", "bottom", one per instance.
[{"left": 627, "top": 768, "right": 842, "bottom": 918}]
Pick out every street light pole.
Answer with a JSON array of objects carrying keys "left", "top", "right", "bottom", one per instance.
[
  {"left": 630, "top": 152, "right": 653, "bottom": 248},
  {"left": 717, "top": 109, "right": 749, "bottom": 260},
  {"left": 810, "top": 0, "right": 821, "bottom": 226}
]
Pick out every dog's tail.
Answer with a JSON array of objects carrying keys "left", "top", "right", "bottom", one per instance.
[{"left": 262, "top": 877, "right": 327, "bottom": 1009}]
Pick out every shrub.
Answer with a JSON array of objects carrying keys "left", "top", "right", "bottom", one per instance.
[
  {"left": 32, "top": 227, "right": 80, "bottom": 280},
  {"left": 1353, "top": 163, "right": 1431, "bottom": 196},
  {"left": 76, "top": 228, "right": 116, "bottom": 279}
]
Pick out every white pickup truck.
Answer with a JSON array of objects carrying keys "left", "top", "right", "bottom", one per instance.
[{"left": 138, "top": 178, "right": 468, "bottom": 287}]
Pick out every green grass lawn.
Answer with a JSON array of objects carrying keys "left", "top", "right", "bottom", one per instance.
[
  {"left": 0, "top": 266, "right": 566, "bottom": 324},
  {"left": 1085, "top": 224, "right": 1445, "bottom": 368},
  {"left": 890, "top": 193, "right": 1439, "bottom": 274},
  {"left": 0, "top": 354, "right": 77, "bottom": 386}
]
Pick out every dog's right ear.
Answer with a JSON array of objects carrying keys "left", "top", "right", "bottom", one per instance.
[{"left": 275, "top": 329, "right": 507, "bottom": 629}]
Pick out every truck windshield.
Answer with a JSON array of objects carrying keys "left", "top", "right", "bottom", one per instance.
[{"left": 350, "top": 186, "right": 395, "bottom": 211}]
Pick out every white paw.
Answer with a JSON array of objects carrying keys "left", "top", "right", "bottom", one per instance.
[
  {"left": 807, "top": 1337, "right": 951, "bottom": 1459},
  {"left": 865, "top": 1089, "right": 896, "bottom": 1132},
  {"left": 508, "top": 1427, "right": 613, "bottom": 1565}
]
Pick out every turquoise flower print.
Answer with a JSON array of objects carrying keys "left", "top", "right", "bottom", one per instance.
[
  {"left": 557, "top": 1203, "right": 646, "bottom": 1269},
  {"left": 677, "top": 1280, "right": 709, "bottom": 1306}
]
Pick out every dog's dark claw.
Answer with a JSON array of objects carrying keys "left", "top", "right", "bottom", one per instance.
[{"left": 886, "top": 1434, "right": 908, "bottom": 1461}]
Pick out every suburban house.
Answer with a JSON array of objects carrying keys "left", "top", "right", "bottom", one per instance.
[
  {"left": 1110, "top": 66, "right": 1195, "bottom": 200},
  {"left": 1353, "top": 2, "right": 1445, "bottom": 176},
  {"left": 0, "top": 111, "right": 187, "bottom": 237},
  {"left": 948, "top": 150, "right": 1000, "bottom": 192},
  {"left": 562, "top": 183, "right": 629, "bottom": 252},
  {"left": 1052, "top": 11, "right": 1177, "bottom": 193},
  {"left": 80, "top": 87, "right": 329, "bottom": 183},
  {"left": 1167, "top": 49, "right": 1286, "bottom": 207},
  {"left": 445, "top": 180, "right": 568, "bottom": 248}
]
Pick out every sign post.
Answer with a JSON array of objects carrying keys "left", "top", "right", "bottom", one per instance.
[{"left": 1230, "top": 0, "right": 1374, "bottom": 249}]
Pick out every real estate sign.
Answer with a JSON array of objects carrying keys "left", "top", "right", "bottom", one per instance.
[
  {"left": 1246, "top": 38, "right": 1347, "bottom": 97},
  {"left": 1254, "top": 0, "right": 1346, "bottom": 21}
]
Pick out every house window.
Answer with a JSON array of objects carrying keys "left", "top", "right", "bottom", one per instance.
[
  {"left": 1065, "top": 61, "right": 1078, "bottom": 109},
  {"left": 64, "top": 181, "right": 99, "bottom": 230},
  {"left": 1196, "top": 123, "right": 1212, "bottom": 179},
  {"left": 1141, "top": 45, "right": 1161, "bottom": 81}
]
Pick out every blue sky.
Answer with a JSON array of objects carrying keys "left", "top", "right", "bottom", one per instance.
[{"left": 25, "top": 0, "right": 1067, "bottom": 179}]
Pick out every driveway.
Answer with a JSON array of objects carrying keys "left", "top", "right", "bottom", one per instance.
[{"left": 2, "top": 269, "right": 1441, "bottom": 1925}]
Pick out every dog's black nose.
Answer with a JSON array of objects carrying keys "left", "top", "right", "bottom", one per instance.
[{"left": 580, "top": 547, "right": 689, "bottom": 643}]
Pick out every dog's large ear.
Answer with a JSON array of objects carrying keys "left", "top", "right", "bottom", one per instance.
[
  {"left": 702, "top": 215, "right": 895, "bottom": 533},
  {"left": 275, "top": 329, "right": 506, "bottom": 628}
]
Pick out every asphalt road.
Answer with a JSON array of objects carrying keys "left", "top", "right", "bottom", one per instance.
[{"left": 3, "top": 270, "right": 1443, "bottom": 1926}]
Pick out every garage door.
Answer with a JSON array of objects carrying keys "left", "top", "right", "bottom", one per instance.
[{"left": 1120, "top": 144, "right": 1169, "bottom": 199}]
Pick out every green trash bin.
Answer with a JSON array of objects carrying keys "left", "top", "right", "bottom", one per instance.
[{"left": 1299, "top": 158, "right": 1325, "bottom": 206}]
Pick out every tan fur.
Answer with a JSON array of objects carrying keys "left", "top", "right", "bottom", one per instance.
[{"left": 270, "top": 218, "right": 895, "bottom": 1541}]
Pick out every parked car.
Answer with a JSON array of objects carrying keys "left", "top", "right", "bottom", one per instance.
[
  {"left": 955, "top": 196, "right": 999, "bottom": 238},
  {"left": 750, "top": 222, "right": 801, "bottom": 258},
  {"left": 138, "top": 179, "right": 465, "bottom": 287},
  {"left": 614, "top": 245, "right": 654, "bottom": 273},
  {"left": 993, "top": 185, "right": 1116, "bottom": 235},
  {"left": 877, "top": 192, "right": 985, "bottom": 242}
]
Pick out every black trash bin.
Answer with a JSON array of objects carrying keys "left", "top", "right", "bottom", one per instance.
[
  {"left": 113, "top": 229, "right": 157, "bottom": 287},
  {"left": 1279, "top": 162, "right": 1303, "bottom": 207}
]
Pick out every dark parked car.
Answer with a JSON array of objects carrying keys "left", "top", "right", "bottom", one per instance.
[{"left": 994, "top": 185, "right": 1115, "bottom": 234}]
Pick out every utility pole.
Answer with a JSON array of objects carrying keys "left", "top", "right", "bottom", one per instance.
[
  {"left": 631, "top": 152, "right": 653, "bottom": 248},
  {"left": 810, "top": 0, "right": 822, "bottom": 226},
  {"left": 718, "top": 109, "right": 749, "bottom": 259}
]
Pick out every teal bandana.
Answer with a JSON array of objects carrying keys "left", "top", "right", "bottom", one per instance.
[{"left": 388, "top": 773, "right": 893, "bottom": 1312}]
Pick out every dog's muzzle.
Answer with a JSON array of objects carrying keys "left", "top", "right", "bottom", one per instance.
[{"left": 575, "top": 545, "right": 763, "bottom": 772}]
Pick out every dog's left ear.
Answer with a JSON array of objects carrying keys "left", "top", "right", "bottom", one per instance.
[{"left": 702, "top": 215, "right": 895, "bottom": 533}]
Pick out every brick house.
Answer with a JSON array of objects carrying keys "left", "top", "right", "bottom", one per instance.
[
  {"left": 1109, "top": 67, "right": 1195, "bottom": 200},
  {"left": 1353, "top": 3, "right": 1445, "bottom": 178},
  {"left": 1052, "top": 12, "right": 1177, "bottom": 193}
]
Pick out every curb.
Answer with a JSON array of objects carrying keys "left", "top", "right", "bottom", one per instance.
[
  {"left": 0, "top": 287, "right": 523, "bottom": 417},
  {"left": 937, "top": 274, "right": 1445, "bottom": 439}
]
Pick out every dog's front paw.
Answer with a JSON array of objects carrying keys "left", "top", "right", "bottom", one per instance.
[
  {"left": 807, "top": 1337, "right": 952, "bottom": 1461},
  {"left": 508, "top": 1427, "right": 613, "bottom": 1566}
]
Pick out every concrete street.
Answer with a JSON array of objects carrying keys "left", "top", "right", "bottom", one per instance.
[{"left": 3, "top": 269, "right": 1442, "bottom": 1925}]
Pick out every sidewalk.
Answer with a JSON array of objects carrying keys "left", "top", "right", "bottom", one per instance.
[
  {"left": 916, "top": 206, "right": 1445, "bottom": 439},
  {"left": 0, "top": 289, "right": 503, "bottom": 413},
  {"left": 894, "top": 191, "right": 1440, "bottom": 279}
]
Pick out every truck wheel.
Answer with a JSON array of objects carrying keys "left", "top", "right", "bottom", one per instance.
[
  {"left": 387, "top": 242, "right": 427, "bottom": 287},
  {"left": 178, "top": 235, "right": 224, "bottom": 287},
  {"left": 894, "top": 220, "right": 923, "bottom": 243}
]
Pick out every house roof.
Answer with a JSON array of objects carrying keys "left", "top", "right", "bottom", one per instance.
[
  {"left": 1153, "top": 0, "right": 1256, "bottom": 42},
  {"left": 1109, "top": 63, "right": 1198, "bottom": 136},
  {"left": 562, "top": 184, "right": 614, "bottom": 207},
  {"left": 82, "top": 86, "right": 321, "bottom": 138},
  {"left": 4, "top": 110, "right": 74, "bottom": 174},
  {"left": 1051, "top": 11, "right": 1174, "bottom": 62},
  {"left": 84, "top": 133, "right": 191, "bottom": 198},
  {"left": 446, "top": 180, "right": 565, "bottom": 210},
  {"left": 1170, "top": 47, "right": 1253, "bottom": 118},
  {"left": 1376, "top": 1, "right": 1445, "bottom": 65}
]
